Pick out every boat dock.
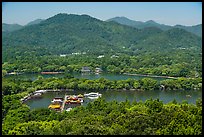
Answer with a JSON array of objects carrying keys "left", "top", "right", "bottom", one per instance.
[
  {"left": 61, "top": 94, "right": 68, "bottom": 111},
  {"left": 59, "top": 93, "right": 101, "bottom": 111},
  {"left": 60, "top": 94, "right": 83, "bottom": 112}
]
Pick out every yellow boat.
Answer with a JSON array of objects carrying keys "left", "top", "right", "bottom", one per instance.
[
  {"left": 77, "top": 94, "right": 84, "bottom": 98},
  {"left": 48, "top": 104, "right": 61, "bottom": 109}
]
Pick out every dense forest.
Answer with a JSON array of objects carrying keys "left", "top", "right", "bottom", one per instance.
[
  {"left": 2, "top": 89, "right": 202, "bottom": 135},
  {"left": 2, "top": 75, "right": 202, "bottom": 135},
  {"left": 2, "top": 52, "right": 202, "bottom": 78},
  {"left": 2, "top": 13, "right": 202, "bottom": 135},
  {"left": 2, "top": 14, "right": 202, "bottom": 78}
]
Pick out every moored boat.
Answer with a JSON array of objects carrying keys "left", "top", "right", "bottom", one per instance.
[
  {"left": 48, "top": 104, "right": 61, "bottom": 109},
  {"left": 67, "top": 96, "right": 78, "bottom": 100},
  {"left": 34, "top": 90, "right": 47, "bottom": 93},
  {"left": 65, "top": 99, "right": 81, "bottom": 104},
  {"left": 51, "top": 97, "right": 63, "bottom": 103},
  {"left": 77, "top": 94, "right": 84, "bottom": 98},
  {"left": 77, "top": 94, "right": 84, "bottom": 102},
  {"left": 41, "top": 72, "right": 61, "bottom": 74},
  {"left": 32, "top": 93, "right": 42, "bottom": 98},
  {"left": 51, "top": 99, "right": 63, "bottom": 103},
  {"left": 84, "top": 92, "right": 102, "bottom": 97},
  {"left": 53, "top": 97, "right": 64, "bottom": 100}
]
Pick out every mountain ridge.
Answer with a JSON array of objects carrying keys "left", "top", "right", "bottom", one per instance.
[
  {"left": 2, "top": 23, "right": 23, "bottom": 32},
  {"left": 26, "top": 19, "right": 44, "bottom": 26},
  {"left": 2, "top": 18, "right": 45, "bottom": 32},
  {"left": 107, "top": 17, "right": 202, "bottom": 37},
  {"left": 2, "top": 13, "right": 201, "bottom": 62}
]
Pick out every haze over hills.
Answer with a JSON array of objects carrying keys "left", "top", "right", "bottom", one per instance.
[
  {"left": 107, "top": 17, "right": 202, "bottom": 37},
  {"left": 26, "top": 19, "right": 45, "bottom": 26},
  {"left": 2, "top": 19, "right": 44, "bottom": 32},
  {"left": 3, "top": 15, "right": 202, "bottom": 37},
  {"left": 2, "top": 13, "right": 202, "bottom": 62},
  {"left": 173, "top": 24, "right": 202, "bottom": 37},
  {"left": 2, "top": 23, "right": 23, "bottom": 32},
  {"left": 107, "top": 17, "right": 172, "bottom": 31}
]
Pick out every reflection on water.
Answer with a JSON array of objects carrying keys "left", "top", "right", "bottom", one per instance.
[
  {"left": 25, "top": 90, "right": 202, "bottom": 110},
  {"left": 5, "top": 72, "right": 169, "bottom": 81}
]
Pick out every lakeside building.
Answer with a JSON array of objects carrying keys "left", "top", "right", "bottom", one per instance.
[{"left": 81, "top": 66, "right": 91, "bottom": 73}]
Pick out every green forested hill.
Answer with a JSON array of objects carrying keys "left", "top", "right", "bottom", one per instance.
[
  {"left": 133, "top": 28, "right": 202, "bottom": 52},
  {"left": 2, "top": 13, "right": 202, "bottom": 136},
  {"left": 2, "top": 13, "right": 201, "bottom": 60},
  {"left": 2, "top": 13, "right": 163, "bottom": 57},
  {"left": 174, "top": 24, "right": 202, "bottom": 37},
  {"left": 2, "top": 13, "right": 202, "bottom": 77}
]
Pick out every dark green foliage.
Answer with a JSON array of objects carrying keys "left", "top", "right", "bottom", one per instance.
[
  {"left": 3, "top": 13, "right": 158, "bottom": 57},
  {"left": 2, "top": 78, "right": 33, "bottom": 95},
  {"left": 2, "top": 51, "right": 202, "bottom": 78},
  {"left": 2, "top": 96, "right": 202, "bottom": 135},
  {"left": 2, "top": 14, "right": 202, "bottom": 79},
  {"left": 1, "top": 13, "right": 202, "bottom": 135}
]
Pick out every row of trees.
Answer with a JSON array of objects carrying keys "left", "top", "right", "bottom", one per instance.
[{"left": 2, "top": 76, "right": 202, "bottom": 97}]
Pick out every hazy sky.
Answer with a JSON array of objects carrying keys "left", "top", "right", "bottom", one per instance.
[{"left": 2, "top": 2, "right": 202, "bottom": 26}]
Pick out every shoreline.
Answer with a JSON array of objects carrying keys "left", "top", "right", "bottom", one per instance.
[{"left": 123, "top": 73, "right": 178, "bottom": 79}]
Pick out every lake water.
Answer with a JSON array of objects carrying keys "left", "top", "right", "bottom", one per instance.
[
  {"left": 25, "top": 89, "right": 202, "bottom": 110},
  {"left": 5, "top": 72, "right": 170, "bottom": 81},
  {"left": 5, "top": 73, "right": 201, "bottom": 110}
]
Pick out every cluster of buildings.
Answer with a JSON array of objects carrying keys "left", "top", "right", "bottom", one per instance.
[
  {"left": 60, "top": 52, "right": 87, "bottom": 57},
  {"left": 81, "top": 67, "right": 103, "bottom": 74},
  {"left": 48, "top": 94, "right": 84, "bottom": 112},
  {"left": 48, "top": 93, "right": 102, "bottom": 112}
]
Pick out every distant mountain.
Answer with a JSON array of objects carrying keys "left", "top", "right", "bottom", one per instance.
[
  {"left": 2, "top": 19, "right": 44, "bottom": 32},
  {"left": 2, "top": 13, "right": 163, "bottom": 56},
  {"left": 107, "top": 17, "right": 172, "bottom": 30},
  {"left": 2, "top": 13, "right": 201, "bottom": 62},
  {"left": 174, "top": 24, "right": 202, "bottom": 37},
  {"left": 2, "top": 23, "right": 23, "bottom": 32},
  {"left": 134, "top": 28, "right": 201, "bottom": 52},
  {"left": 107, "top": 17, "right": 144, "bottom": 27},
  {"left": 107, "top": 17, "right": 202, "bottom": 37},
  {"left": 26, "top": 19, "right": 44, "bottom": 26}
]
